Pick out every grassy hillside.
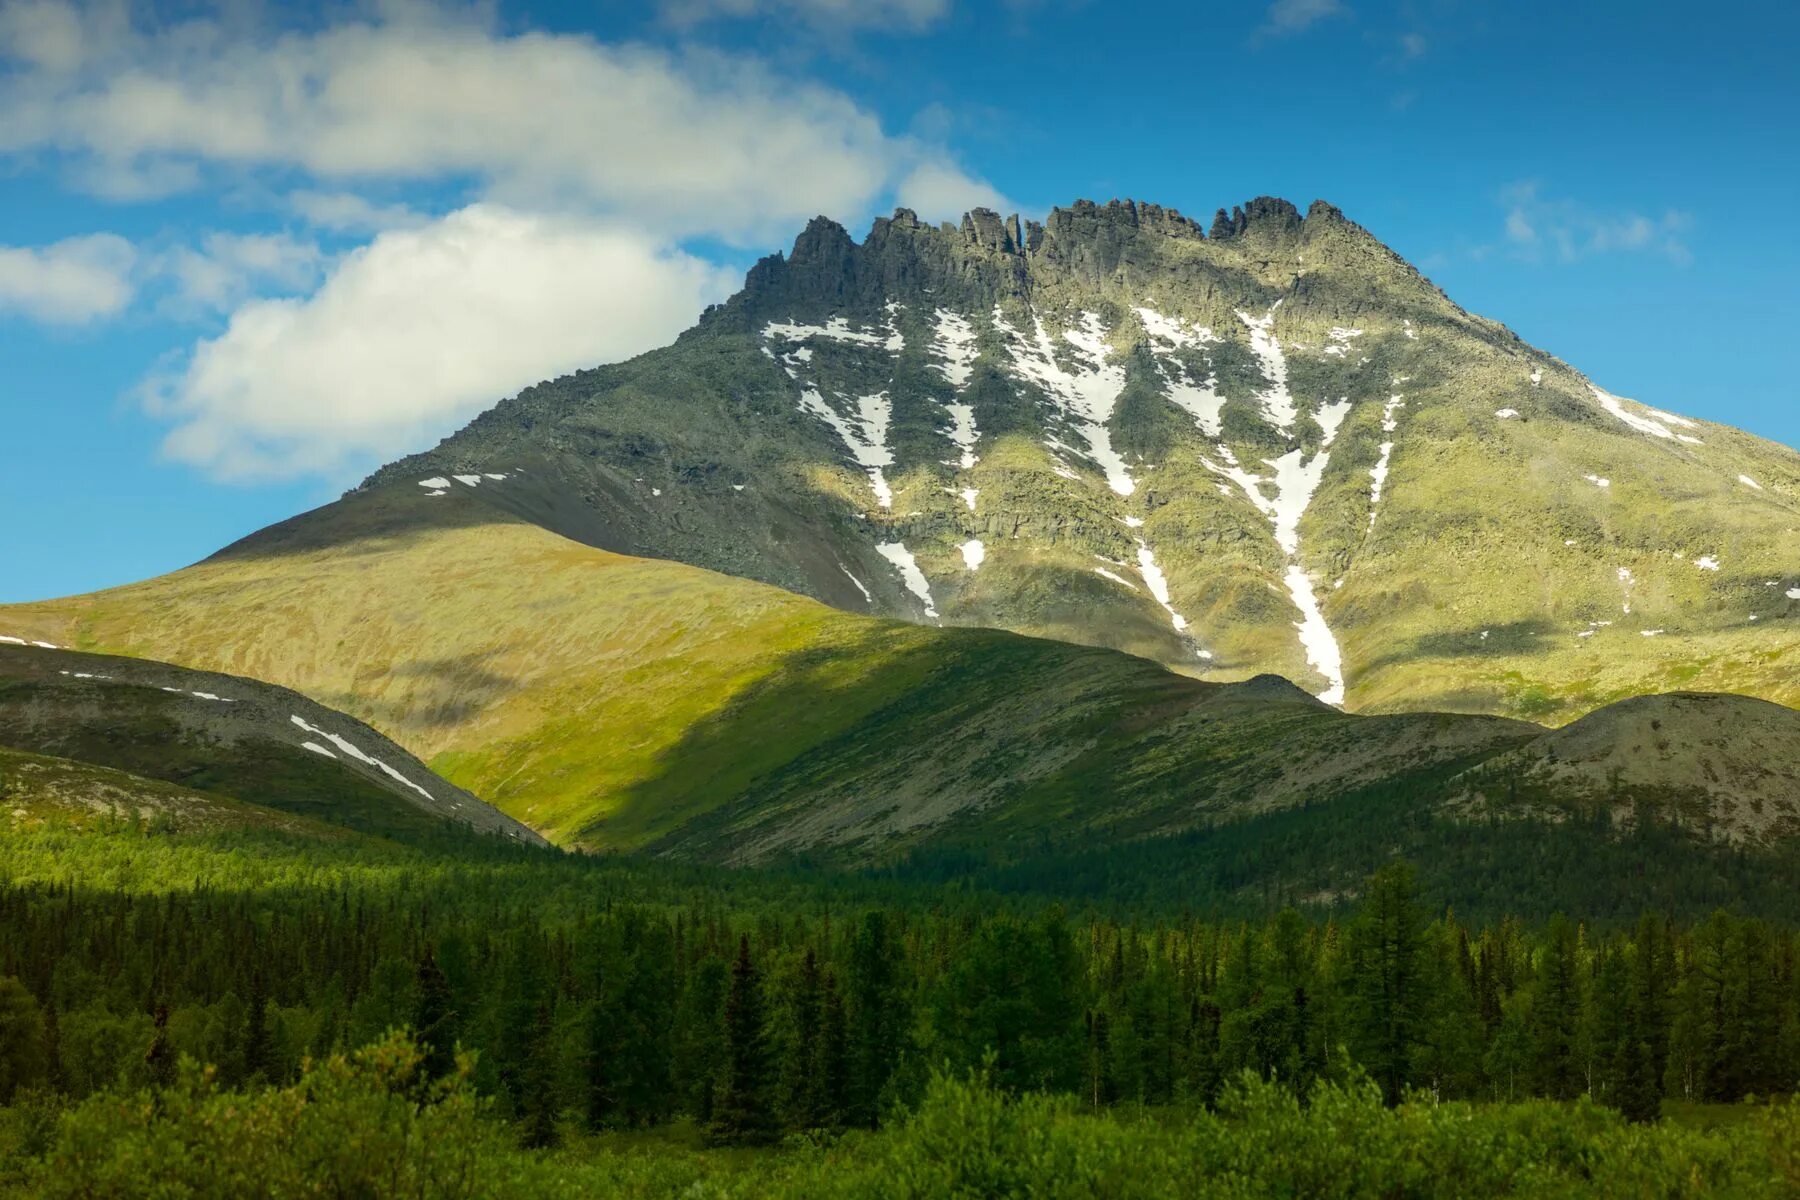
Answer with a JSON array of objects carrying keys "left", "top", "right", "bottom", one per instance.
[
  {"left": 0, "top": 642, "right": 543, "bottom": 845},
  {"left": 1452, "top": 692, "right": 1800, "bottom": 843},
  {"left": 0, "top": 746, "right": 363, "bottom": 842},
  {"left": 0, "top": 488, "right": 1540, "bottom": 858}
]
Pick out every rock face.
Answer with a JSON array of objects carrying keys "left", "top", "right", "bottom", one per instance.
[{"left": 359, "top": 196, "right": 1800, "bottom": 723}]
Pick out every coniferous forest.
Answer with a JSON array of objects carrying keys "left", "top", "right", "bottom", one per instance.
[{"left": 1, "top": 818, "right": 1799, "bottom": 1196}]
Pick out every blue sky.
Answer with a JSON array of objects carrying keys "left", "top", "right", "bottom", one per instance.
[{"left": 2, "top": 0, "right": 1795, "bottom": 602}]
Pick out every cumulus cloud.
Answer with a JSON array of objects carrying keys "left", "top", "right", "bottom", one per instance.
[
  {"left": 1501, "top": 182, "right": 1692, "bottom": 265},
  {"left": 0, "top": 2, "right": 1011, "bottom": 485},
  {"left": 156, "top": 232, "right": 324, "bottom": 316},
  {"left": 0, "top": 233, "right": 136, "bottom": 324},
  {"left": 659, "top": 0, "right": 950, "bottom": 32},
  {"left": 0, "top": 3, "right": 991, "bottom": 243},
  {"left": 146, "top": 205, "right": 738, "bottom": 482},
  {"left": 1258, "top": 0, "right": 1347, "bottom": 37}
]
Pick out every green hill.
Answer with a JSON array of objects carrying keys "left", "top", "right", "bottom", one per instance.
[
  {"left": 6, "top": 488, "right": 1793, "bottom": 868},
  {"left": 0, "top": 641, "right": 544, "bottom": 846}
]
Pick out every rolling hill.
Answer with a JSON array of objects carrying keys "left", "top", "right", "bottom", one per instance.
[
  {"left": 0, "top": 640, "right": 544, "bottom": 845},
  {"left": 5, "top": 488, "right": 1794, "bottom": 864}
]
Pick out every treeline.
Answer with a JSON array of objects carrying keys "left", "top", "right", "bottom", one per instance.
[{"left": 2, "top": 864, "right": 1797, "bottom": 1141}]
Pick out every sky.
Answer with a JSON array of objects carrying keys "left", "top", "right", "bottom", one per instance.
[{"left": 2, "top": 0, "right": 1796, "bottom": 602}]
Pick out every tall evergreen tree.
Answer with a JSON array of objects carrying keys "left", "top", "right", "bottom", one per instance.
[
  {"left": 713, "top": 935, "right": 773, "bottom": 1145},
  {"left": 1528, "top": 915, "right": 1583, "bottom": 1100},
  {"left": 845, "top": 911, "right": 909, "bottom": 1128},
  {"left": 672, "top": 956, "right": 728, "bottom": 1124},
  {"left": 1343, "top": 863, "right": 1427, "bottom": 1105},
  {"left": 0, "top": 977, "right": 47, "bottom": 1104},
  {"left": 413, "top": 949, "right": 457, "bottom": 1081}
]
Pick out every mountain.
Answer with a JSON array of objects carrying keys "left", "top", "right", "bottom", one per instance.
[
  {"left": 6, "top": 490, "right": 1796, "bottom": 868},
  {"left": 0, "top": 640, "right": 544, "bottom": 845},
  {"left": 356, "top": 197, "right": 1800, "bottom": 723}
]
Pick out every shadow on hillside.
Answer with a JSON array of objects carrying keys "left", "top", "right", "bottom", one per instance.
[
  {"left": 588, "top": 617, "right": 1214, "bottom": 861},
  {"left": 1357, "top": 619, "right": 1560, "bottom": 677},
  {"left": 208, "top": 487, "right": 527, "bottom": 564},
  {"left": 321, "top": 652, "right": 523, "bottom": 731}
]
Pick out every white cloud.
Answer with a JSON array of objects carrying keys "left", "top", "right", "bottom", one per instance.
[
  {"left": 0, "top": 233, "right": 136, "bottom": 324},
  {"left": 659, "top": 0, "right": 950, "bottom": 32},
  {"left": 894, "top": 161, "right": 1015, "bottom": 223},
  {"left": 147, "top": 205, "right": 738, "bottom": 481},
  {"left": 156, "top": 232, "right": 324, "bottom": 315},
  {"left": 0, "top": 3, "right": 989, "bottom": 243},
  {"left": 1501, "top": 181, "right": 1692, "bottom": 265},
  {"left": 289, "top": 190, "right": 425, "bottom": 235},
  {"left": 1258, "top": 0, "right": 1347, "bottom": 37}
]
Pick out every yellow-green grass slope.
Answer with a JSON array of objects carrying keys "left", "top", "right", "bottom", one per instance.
[{"left": 0, "top": 489, "right": 1536, "bottom": 860}]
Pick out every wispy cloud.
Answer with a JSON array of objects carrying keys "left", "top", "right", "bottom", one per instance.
[
  {"left": 1501, "top": 182, "right": 1693, "bottom": 265},
  {"left": 659, "top": 0, "right": 950, "bottom": 33},
  {"left": 1257, "top": 0, "right": 1348, "bottom": 38}
]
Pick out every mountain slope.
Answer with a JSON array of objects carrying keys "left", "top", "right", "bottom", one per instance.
[
  {"left": 359, "top": 197, "right": 1800, "bottom": 722},
  {"left": 0, "top": 641, "right": 544, "bottom": 845},
  {"left": 1452, "top": 692, "right": 1800, "bottom": 843},
  {"left": 1, "top": 488, "right": 1544, "bottom": 859}
]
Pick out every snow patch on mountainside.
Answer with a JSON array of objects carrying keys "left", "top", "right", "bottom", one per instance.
[
  {"left": 877, "top": 542, "right": 938, "bottom": 620},
  {"left": 289, "top": 714, "right": 435, "bottom": 803},
  {"left": 932, "top": 309, "right": 978, "bottom": 388},
  {"left": 763, "top": 316, "right": 892, "bottom": 348},
  {"left": 1205, "top": 402, "right": 1350, "bottom": 703},
  {"left": 996, "top": 308, "right": 1135, "bottom": 496},
  {"left": 1591, "top": 385, "right": 1703, "bottom": 444},
  {"left": 941, "top": 403, "right": 979, "bottom": 470},
  {"left": 959, "top": 539, "right": 985, "bottom": 571},
  {"left": 794, "top": 387, "right": 896, "bottom": 509},
  {"left": 1134, "top": 541, "right": 1192, "bottom": 639},
  {"left": 1136, "top": 307, "right": 1227, "bottom": 438},
  {"left": 1368, "top": 392, "right": 1406, "bottom": 529},
  {"left": 1235, "top": 304, "right": 1298, "bottom": 432}
]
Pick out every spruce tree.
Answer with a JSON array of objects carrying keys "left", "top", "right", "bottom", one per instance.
[
  {"left": 713, "top": 935, "right": 773, "bottom": 1145},
  {"left": 1343, "top": 863, "right": 1427, "bottom": 1105},
  {"left": 845, "top": 911, "right": 908, "bottom": 1128},
  {"left": 819, "top": 970, "right": 849, "bottom": 1128},
  {"left": 413, "top": 949, "right": 457, "bottom": 1081},
  {"left": 1528, "top": 915, "right": 1583, "bottom": 1100}
]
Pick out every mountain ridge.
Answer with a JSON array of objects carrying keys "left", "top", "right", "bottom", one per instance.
[{"left": 357, "top": 194, "right": 1799, "bottom": 722}]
